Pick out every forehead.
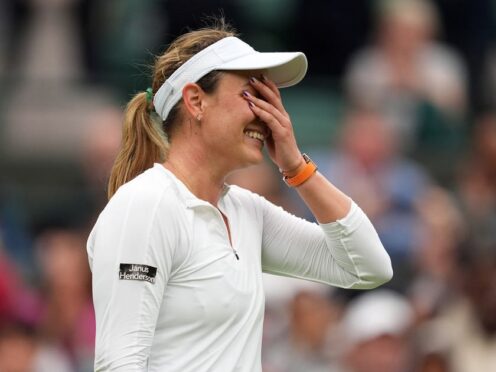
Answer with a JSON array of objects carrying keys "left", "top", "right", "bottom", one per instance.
[{"left": 216, "top": 70, "right": 265, "bottom": 88}]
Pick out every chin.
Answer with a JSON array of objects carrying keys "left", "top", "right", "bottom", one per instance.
[
  {"left": 237, "top": 148, "right": 264, "bottom": 169},
  {"left": 248, "top": 146, "right": 265, "bottom": 163}
]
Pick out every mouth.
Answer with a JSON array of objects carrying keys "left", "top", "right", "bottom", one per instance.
[
  {"left": 243, "top": 126, "right": 269, "bottom": 143},
  {"left": 244, "top": 129, "right": 265, "bottom": 142}
]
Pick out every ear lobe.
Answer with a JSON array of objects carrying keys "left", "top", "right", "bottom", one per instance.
[{"left": 182, "top": 83, "right": 204, "bottom": 119}]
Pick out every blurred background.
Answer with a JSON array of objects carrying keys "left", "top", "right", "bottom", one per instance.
[{"left": 1, "top": 0, "right": 496, "bottom": 371}]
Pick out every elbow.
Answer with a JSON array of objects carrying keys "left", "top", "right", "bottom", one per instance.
[
  {"left": 351, "top": 255, "right": 393, "bottom": 290},
  {"left": 372, "top": 259, "right": 393, "bottom": 288},
  {"left": 360, "top": 229, "right": 394, "bottom": 289},
  {"left": 367, "top": 254, "right": 394, "bottom": 289}
]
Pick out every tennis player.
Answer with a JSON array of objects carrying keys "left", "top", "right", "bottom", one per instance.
[{"left": 87, "top": 22, "right": 393, "bottom": 371}]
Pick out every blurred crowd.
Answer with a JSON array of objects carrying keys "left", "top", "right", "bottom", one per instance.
[{"left": 1, "top": 0, "right": 496, "bottom": 371}]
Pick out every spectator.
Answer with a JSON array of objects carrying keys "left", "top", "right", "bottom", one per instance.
[
  {"left": 0, "top": 234, "right": 43, "bottom": 330},
  {"left": 262, "top": 289, "right": 343, "bottom": 372},
  {"left": 409, "top": 186, "right": 465, "bottom": 322},
  {"left": 0, "top": 322, "right": 73, "bottom": 372},
  {"left": 0, "top": 246, "right": 22, "bottom": 327},
  {"left": 455, "top": 112, "right": 496, "bottom": 251},
  {"left": 345, "top": 0, "right": 467, "bottom": 158},
  {"left": 314, "top": 108, "right": 430, "bottom": 289},
  {"left": 335, "top": 289, "right": 414, "bottom": 372},
  {"left": 35, "top": 227, "right": 95, "bottom": 371},
  {"left": 417, "top": 245, "right": 496, "bottom": 371},
  {"left": 78, "top": 105, "right": 123, "bottom": 228}
]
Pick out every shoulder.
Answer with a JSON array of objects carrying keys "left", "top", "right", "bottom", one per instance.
[
  {"left": 226, "top": 184, "right": 282, "bottom": 219},
  {"left": 88, "top": 167, "right": 186, "bottom": 258},
  {"left": 424, "top": 43, "right": 463, "bottom": 63},
  {"left": 111, "top": 167, "right": 182, "bottom": 209},
  {"left": 97, "top": 167, "right": 186, "bottom": 231},
  {"left": 226, "top": 184, "right": 266, "bottom": 207},
  {"left": 421, "top": 44, "right": 466, "bottom": 75}
]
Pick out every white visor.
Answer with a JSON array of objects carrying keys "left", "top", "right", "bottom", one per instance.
[{"left": 153, "top": 36, "right": 308, "bottom": 121}]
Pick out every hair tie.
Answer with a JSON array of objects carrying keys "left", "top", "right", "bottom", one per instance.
[
  {"left": 145, "top": 87, "right": 155, "bottom": 114},
  {"left": 145, "top": 87, "right": 154, "bottom": 104}
]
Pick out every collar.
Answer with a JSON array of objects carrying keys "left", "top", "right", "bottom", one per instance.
[{"left": 153, "top": 163, "right": 230, "bottom": 208}]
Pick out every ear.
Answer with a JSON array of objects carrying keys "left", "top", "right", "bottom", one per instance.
[{"left": 182, "top": 83, "right": 205, "bottom": 120}]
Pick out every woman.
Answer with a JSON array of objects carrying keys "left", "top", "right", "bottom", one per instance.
[{"left": 87, "top": 22, "right": 393, "bottom": 371}]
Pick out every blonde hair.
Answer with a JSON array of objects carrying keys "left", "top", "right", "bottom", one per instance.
[{"left": 107, "top": 20, "right": 237, "bottom": 199}]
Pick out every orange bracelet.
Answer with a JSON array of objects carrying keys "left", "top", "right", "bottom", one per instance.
[{"left": 283, "top": 153, "right": 318, "bottom": 187}]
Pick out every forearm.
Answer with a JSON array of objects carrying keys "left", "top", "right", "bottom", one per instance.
[
  {"left": 292, "top": 169, "right": 352, "bottom": 224},
  {"left": 261, "top": 194, "right": 393, "bottom": 288}
]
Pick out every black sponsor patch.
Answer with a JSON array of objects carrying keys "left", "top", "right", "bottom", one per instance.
[{"left": 119, "top": 263, "right": 157, "bottom": 284}]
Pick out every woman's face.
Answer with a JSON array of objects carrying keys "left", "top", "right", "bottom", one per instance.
[{"left": 199, "top": 70, "right": 269, "bottom": 171}]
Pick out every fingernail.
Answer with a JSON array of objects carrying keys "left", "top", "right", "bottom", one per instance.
[
  {"left": 250, "top": 77, "right": 257, "bottom": 84},
  {"left": 249, "top": 102, "right": 255, "bottom": 108},
  {"left": 242, "top": 90, "right": 250, "bottom": 97},
  {"left": 261, "top": 74, "right": 267, "bottom": 81}
]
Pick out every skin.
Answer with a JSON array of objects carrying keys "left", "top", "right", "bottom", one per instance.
[{"left": 164, "top": 70, "right": 351, "bottom": 223}]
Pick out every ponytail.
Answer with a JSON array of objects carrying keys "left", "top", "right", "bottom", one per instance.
[{"left": 107, "top": 92, "right": 168, "bottom": 199}]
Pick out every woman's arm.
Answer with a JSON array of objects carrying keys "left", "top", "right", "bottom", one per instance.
[
  {"left": 245, "top": 76, "right": 392, "bottom": 287},
  {"left": 88, "top": 186, "right": 177, "bottom": 371},
  {"left": 260, "top": 195, "right": 392, "bottom": 289},
  {"left": 245, "top": 76, "right": 351, "bottom": 222},
  {"left": 292, "top": 168, "right": 352, "bottom": 223}
]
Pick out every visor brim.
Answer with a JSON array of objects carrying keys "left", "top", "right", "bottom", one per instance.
[{"left": 219, "top": 52, "right": 308, "bottom": 88}]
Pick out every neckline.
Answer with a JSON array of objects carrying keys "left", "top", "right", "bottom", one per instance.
[{"left": 153, "top": 163, "right": 231, "bottom": 208}]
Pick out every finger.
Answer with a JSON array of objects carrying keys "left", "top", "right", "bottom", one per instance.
[
  {"left": 243, "top": 91, "right": 288, "bottom": 126},
  {"left": 249, "top": 77, "right": 287, "bottom": 115},
  {"left": 260, "top": 74, "right": 281, "bottom": 99},
  {"left": 248, "top": 102, "right": 285, "bottom": 136},
  {"left": 249, "top": 76, "right": 283, "bottom": 111}
]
